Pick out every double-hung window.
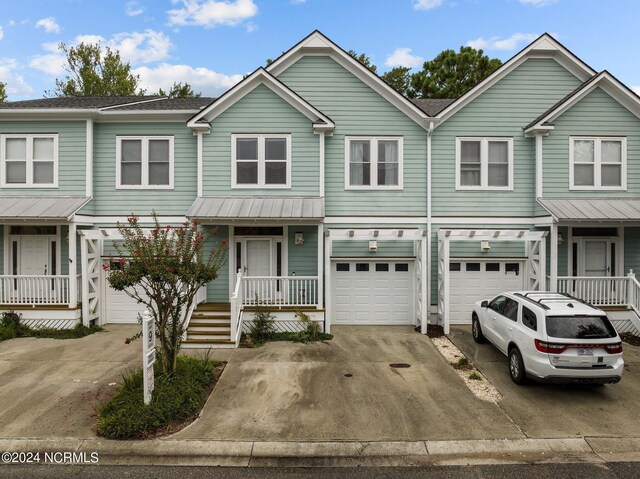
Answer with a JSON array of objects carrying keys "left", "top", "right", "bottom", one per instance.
[
  {"left": 116, "top": 136, "right": 174, "bottom": 189},
  {"left": 456, "top": 137, "right": 513, "bottom": 190},
  {"left": 1, "top": 134, "right": 58, "bottom": 187},
  {"left": 232, "top": 134, "right": 290, "bottom": 188},
  {"left": 345, "top": 136, "right": 403, "bottom": 189},
  {"left": 570, "top": 137, "right": 626, "bottom": 190}
]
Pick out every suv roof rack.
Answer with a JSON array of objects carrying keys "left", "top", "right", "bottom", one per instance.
[{"left": 514, "top": 292, "right": 595, "bottom": 310}]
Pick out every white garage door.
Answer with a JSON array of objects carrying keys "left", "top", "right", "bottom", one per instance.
[
  {"left": 449, "top": 259, "right": 525, "bottom": 324},
  {"left": 103, "top": 262, "right": 148, "bottom": 324},
  {"left": 331, "top": 260, "right": 414, "bottom": 325}
]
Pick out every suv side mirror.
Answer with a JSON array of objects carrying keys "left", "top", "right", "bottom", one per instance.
[{"left": 481, "top": 300, "right": 489, "bottom": 308}]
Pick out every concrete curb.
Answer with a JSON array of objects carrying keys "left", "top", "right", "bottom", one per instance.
[{"left": 2, "top": 436, "right": 639, "bottom": 466}]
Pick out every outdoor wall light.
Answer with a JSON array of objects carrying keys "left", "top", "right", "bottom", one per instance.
[
  {"left": 369, "top": 240, "right": 378, "bottom": 252},
  {"left": 480, "top": 241, "right": 491, "bottom": 253},
  {"left": 557, "top": 232, "right": 565, "bottom": 246},
  {"left": 295, "top": 232, "right": 304, "bottom": 245}
]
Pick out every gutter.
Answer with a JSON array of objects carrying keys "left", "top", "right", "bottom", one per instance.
[{"left": 426, "top": 121, "right": 434, "bottom": 329}]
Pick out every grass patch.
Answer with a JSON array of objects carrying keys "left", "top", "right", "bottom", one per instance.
[
  {"left": 241, "top": 331, "right": 333, "bottom": 348},
  {"left": 468, "top": 372, "right": 482, "bottom": 381},
  {"left": 0, "top": 312, "right": 102, "bottom": 342},
  {"left": 451, "top": 356, "right": 472, "bottom": 370},
  {"left": 96, "top": 355, "right": 224, "bottom": 440}
]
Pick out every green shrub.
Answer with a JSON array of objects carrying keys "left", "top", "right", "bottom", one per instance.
[
  {"left": 294, "top": 307, "right": 321, "bottom": 342},
  {"left": 250, "top": 301, "right": 275, "bottom": 342},
  {"left": 97, "top": 355, "right": 221, "bottom": 439},
  {"left": 451, "top": 357, "right": 471, "bottom": 370},
  {"left": 30, "top": 323, "right": 103, "bottom": 339},
  {"left": 468, "top": 372, "right": 482, "bottom": 381}
]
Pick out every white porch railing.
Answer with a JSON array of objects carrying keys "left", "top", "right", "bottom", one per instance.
[
  {"left": 242, "top": 276, "right": 319, "bottom": 307},
  {"left": 0, "top": 275, "right": 71, "bottom": 305},
  {"left": 557, "top": 276, "right": 630, "bottom": 306},
  {"left": 230, "top": 271, "right": 244, "bottom": 347},
  {"left": 627, "top": 275, "right": 640, "bottom": 316}
]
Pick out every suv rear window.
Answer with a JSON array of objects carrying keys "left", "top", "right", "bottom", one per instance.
[{"left": 545, "top": 316, "right": 617, "bottom": 339}]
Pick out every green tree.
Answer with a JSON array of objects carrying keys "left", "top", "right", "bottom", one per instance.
[
  {"left": 157, "top": 82, "right": 201, "bottom": 98},
  {"left": 409, "top": 46, "right": 502, "bottom": 99},
  {"left": 381, "top": 66, "right": 412, "bottom": 97},
  {"left": 106, "top": 214, "right": 228, "bottom": 376},
  {"left": 53, "top": 42, "right": 144, "bottom": 97},
  {"left": 0, "top": 82, "right": 7, "bottom": 102},
  {"left": 348, "top": 50, "right": 377, "bottom": 74}
]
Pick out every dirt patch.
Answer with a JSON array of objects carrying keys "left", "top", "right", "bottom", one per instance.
[
  {"left": 620, "top": 332, "right": 640, "bottom": 347},
  {"left": 425, "top": 324, "right": 445, "bottom": 338},
  {"left": 431, "top": 336, "right": 502, "bottom": 403}
]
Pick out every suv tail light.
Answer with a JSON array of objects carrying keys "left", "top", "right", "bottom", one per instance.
[
  {"left": 535, "top": 339, "right": 568, "bottom": 353},
  {"left": 604, "top": 342, "right": 623, "bottom": 354},
  {"left": 535, "top": 339, "right": 623, "bottom": 354}
]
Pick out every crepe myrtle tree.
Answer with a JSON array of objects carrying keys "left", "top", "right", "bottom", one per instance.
[{"left": 105, "top": 213, "right": 228, "bottom": 376}]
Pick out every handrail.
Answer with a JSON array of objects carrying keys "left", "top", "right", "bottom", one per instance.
[
  {"left": 0, "top": 275, "right": 71, "bottom": 305},
  {"left": 181, "top": 284, "right": 206, "bottom": 341},
  {"left": 231, "top": 271, "right": 244, "bottom": 347}
]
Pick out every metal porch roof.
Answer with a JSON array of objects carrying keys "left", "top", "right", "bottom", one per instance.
[
  {"left": 538, "top": 198, "right": 640, "bottom": 221},
  {"left": 0, "top": 196, "right": 90, "bottom": 220},
  {"left": 187, "top": 196, "right": 324, "bottom": 220}
]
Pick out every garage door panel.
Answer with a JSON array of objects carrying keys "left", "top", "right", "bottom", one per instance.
[{"left": 331, "top": 260, "right": 414, "bottom": 325}]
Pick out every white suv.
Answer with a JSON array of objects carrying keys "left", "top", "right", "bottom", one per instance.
[{"left": 472, "top": 291, "right": 624, "bottom": 385}]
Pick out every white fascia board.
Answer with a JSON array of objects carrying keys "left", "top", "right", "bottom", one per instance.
[
  {"left": 266, "top": 31, "right": 430, "bottom": 129},
  {"left": 187, "top": 68, "right": 334, "bottom": 130},
  {"left": 434, "top": 34, "right": 596, "bottom": 125}
]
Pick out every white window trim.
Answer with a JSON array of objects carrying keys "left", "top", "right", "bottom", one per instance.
[
  {"left": 344, "top": 136, "right": 404, "bottom": 190},
  {"left": 455, "top": 137, "right": 514, "bottom": 191},
  {"left": 115, "top": 136, "right": 174, "bottom": 190},
  {"left": 0, "top": 134, "right": 59, "bottom": 188},
  {"left": 231, "top": 134, "right": 292, "bottom": 189},
  {"left": 569, "top": 136, "right": 627, "bottom": 191}
]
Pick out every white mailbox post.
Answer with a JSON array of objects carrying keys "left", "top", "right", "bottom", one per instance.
[{"left": 142, "top": 310, "right": 156, "bottom": 405}]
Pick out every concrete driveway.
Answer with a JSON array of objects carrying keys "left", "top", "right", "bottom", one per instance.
[
  {"left": 175, "top": 326, "right": 523, "bottom": 441},
  {"left": 0, "top": 325, "right": 140, "bottom": 438},
  {"left": 449, "top": 325, "right": 640, "bottom": 438}
]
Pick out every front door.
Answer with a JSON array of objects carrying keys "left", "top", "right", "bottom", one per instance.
[
  {"left": 584, "top": 240, "right": 609, "bottom": 276},
  {"left": 20, "top": 236, "right": 50, "bottom": 275},
  {"left": 245, "top": 239, "right": 272, "bottom": 276}
]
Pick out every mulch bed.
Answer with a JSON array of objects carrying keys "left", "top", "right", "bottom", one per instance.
[
  {"left": 620, "top": 332, "right": 640, "bottom": 347},
  {"left": 426, "top": 324, "right": 445, "bottom": 338}
]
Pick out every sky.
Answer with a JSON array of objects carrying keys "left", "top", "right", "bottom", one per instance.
[{"left": 1, "top": 0, "right": 640, "bottom": 101}]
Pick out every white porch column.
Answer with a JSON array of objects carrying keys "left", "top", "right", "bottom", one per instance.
[
  {"left": 550, "top": 223, "right": 558, "bottom": 292},
  {"left": 420, "top": 231, "right": 428, "bottom": 334},
  {"left": 80, "top": 236, "right": 89, "bottom": 326},
  {"left": 68, "top": 222, "right": 77, "bottom": 307},
  {"left": 317, "top": 223, "right": 324, "bottom": 309},
  {"left": 324, "top": 230, "right": 332, "bottom": 333}
]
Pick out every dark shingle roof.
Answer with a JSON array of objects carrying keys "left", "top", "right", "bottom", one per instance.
[
  {"left": 0, "top": 96, "right": 216, "bottom": 111},
  {"left": 105, "top": 97, "right": 216, "bottom": 111},
  {"left": 410, "top": 98, "right": 456, "bottom": 116},
  {"left": 524, "top": 73, "right": 601, "bottom": 130}
]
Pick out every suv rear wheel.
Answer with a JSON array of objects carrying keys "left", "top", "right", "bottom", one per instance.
[
  {"left": 508, "top": 347, "right": 527, "bottom": 385},
  {"left": 472, "top": 315, "right": 485, "bottom": 344}
]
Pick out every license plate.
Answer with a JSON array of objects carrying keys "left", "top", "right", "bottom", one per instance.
[{"left": 577, "top": 349, "right": 594, "bottom": 357}]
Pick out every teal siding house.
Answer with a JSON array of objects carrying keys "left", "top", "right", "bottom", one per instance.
[{"left": 1, "top": 31, "right": 640, "bottom": 346}]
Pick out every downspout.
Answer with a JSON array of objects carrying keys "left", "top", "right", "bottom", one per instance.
[{"left": 426, "top": 121, "right": 434, "bottom": 333}]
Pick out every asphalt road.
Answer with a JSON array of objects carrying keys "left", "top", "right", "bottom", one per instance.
[{"left": 1, "top": 463, "right": 639, "bottom": 479}]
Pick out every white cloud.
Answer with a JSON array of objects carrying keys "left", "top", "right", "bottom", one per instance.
[
  {"left": 35, "top": 17, "right": 61, "bottom": 34},
  {"left": 126, "top": 0, "right": 145, "bottom": 16},
  {"left": 30, "top": 30, "right": 174, "bottom": 77},
  {"left": 167, "top": 0, "right": 258, "bottom": 28},
  {"left": 467, "top": 33, "right": 538, "bottom": 51},
  {"left": 413, "top": 0, "right": 443, "bottom": 10},
  {"left": 245, "top": 22, "right": 257, "bottom": 32},
  {"left": 133, "top": 63, "right": 242, "bottom": 96},
  {"left": 290, "top": 0, "right": 306, "bottom": 3},
  {"left": 0, "top": 59, "right": 34, "bottom": 97},
  {"left": 519, "top": 0, "right": 557, "bottom": 6},
  {"left": 385, "top": 48, "right": 424, "bottom": 68}
]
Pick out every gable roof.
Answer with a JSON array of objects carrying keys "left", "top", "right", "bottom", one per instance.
[
  {"left": 434, "top": 33, "right": 596, "bottom": 124},
  {"left": 524, "top": 71, "right": 640, "bottom": 134},
  {"left": 265, "top": 30, "right": 432, "bottom": 129},
  {"left": 411, "top": 98, "right": 455, "bottom": 116},
  {"left": 0, "top": 96, "right": 162, "bottom": 109},
  {"left": 187, "top": 67, "right": 334, "bottom": 132}
]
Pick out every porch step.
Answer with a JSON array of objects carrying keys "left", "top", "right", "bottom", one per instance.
[
  {"left": 188, "top": 330, "right": 230, "bottom": 337},
  {"left": 242, "top": 305, "right": 325, "bottom": 313},
  {"left": 190, "top": 313, "right": 231, "bottom": 320},
  {"left": 0, "top": 304, "right": 81, "bottom": 311},
  {"left": 194, "top": 302, "right": 231, "bottom": 312},
  {"left": 599, "top": 305, "right": 631, "bottom": 312},
  {"left": 188, "top": 321, "right": 230, "bottom": 328},
  {"left": 182, "top": 338, "right": 235, "bottom": 349}
]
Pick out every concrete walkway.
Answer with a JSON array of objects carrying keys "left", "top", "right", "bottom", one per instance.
[{"left": 175, "top": 326, "right": 522, "bottom": 441}]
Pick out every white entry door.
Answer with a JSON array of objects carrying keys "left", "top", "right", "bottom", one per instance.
[
  {"left": 245, "top": 239, "right": 272, "bottom": 276},
  {"left": 20, "top": 236, "right": 50, "bottom": 275},
  {"left": 584, "top": 240, "right": 609, "bottom": 276}
]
